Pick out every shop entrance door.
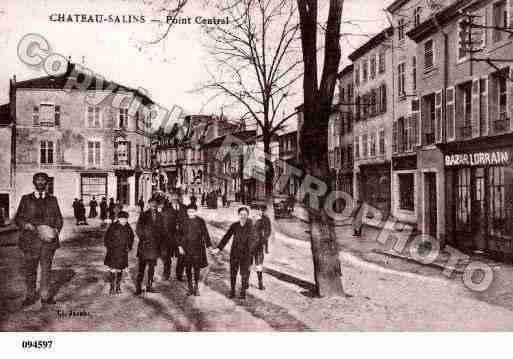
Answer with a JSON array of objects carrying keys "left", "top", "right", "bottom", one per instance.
[
  {"left": 425, "top": 173, "right": 437, "bottom": 238},
  {"left": 472, "top": 167, "right": 487, "bottom": 251}
]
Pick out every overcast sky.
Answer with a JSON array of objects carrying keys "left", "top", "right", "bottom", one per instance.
[{"left": 0, "top": 0, "right": 390, "bottom": 123}]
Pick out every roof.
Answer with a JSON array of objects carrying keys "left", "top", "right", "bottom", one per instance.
[
  {"left": 348, "top": 27, "right": 394, "bottom": 61},
  {"left": 407, "top": 0, "right": 470, "bottom": 42},
  {"left": 15, "top": 63, "right": 154, "bottom": 105},
  {"left": 0, "top": 104, "right": 11, "bottom": 126},
  {"left": 204, "top": 130, "right": 257, "bottom": 148},
  {"left": 338, "top": 64, "right": 354, "bottom": 78},
  {"left": 386, "top": 0, "right": 410, "bottom": 13}
]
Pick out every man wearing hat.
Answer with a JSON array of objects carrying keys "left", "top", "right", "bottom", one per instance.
[
  {"left": 135, "top": 195, "right": 166, "bottom": 294},
  {"left": 15, "top": 172, "right": 63, "bottom": 306},
  {"left": 161, "top": 190, "right": 187, "bottom": 281}
]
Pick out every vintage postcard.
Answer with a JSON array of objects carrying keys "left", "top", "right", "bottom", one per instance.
[{"left": 1, "top": 1, "right": 513, "bottom": 350}]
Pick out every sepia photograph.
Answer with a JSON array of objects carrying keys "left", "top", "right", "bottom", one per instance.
[{"left": 2, "top": 0, "right": 513, "bottom": 353}]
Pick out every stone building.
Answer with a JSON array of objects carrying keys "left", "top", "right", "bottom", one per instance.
[
  {"left": 408, "top": 0, "right": 513, "bottom": 256},
  {"left": 12, "top": 63, "right": 154, "bottom": 217},
  {"left": 153, "top": 114, "right": 240, "bottom": 194},
  {"left": 349, "top": 27, "right": 395, "bottom": 218},
  {"left": 328, "top": 64, "right": 354, "bottom": 196},
  {"left": 0, "top": 103, "right": 15, "bottom": 219}
]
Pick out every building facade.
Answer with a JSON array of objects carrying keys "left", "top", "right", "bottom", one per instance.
[
  {"left": 12, "top": 63, "right": 154, "bottom": 217},
  {"left": 350, "top": 27, "right": 395, "bottom": 218},
  {"left": 408, "top": 0, "right": 513, "bottom": 256},
  {"left": 328, "top": 64, "right": 354, "bottom": 196},
  {"left": 0, "top": 103, "right": 14, "bottom": 219}
]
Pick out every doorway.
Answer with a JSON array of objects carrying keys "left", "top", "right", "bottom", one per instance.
[{"left": 425, "top": 173, "right": 437, "bottom": 237}]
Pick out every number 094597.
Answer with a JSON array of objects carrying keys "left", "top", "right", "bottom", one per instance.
[{"left": 21, "top": 340, "right": 53, "bottom": 349}]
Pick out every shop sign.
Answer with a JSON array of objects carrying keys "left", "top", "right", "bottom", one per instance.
[{"left": 445, "top": 150, "right": 510, "bottom": 167}]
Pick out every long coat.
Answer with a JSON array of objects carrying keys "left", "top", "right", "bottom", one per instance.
[
  {"left": 15, "top": 192, "right": 63, "bottom": 258},
  {"left": 254, "top": 215, "right": 271, "bottom": 249},
  {"left": 136, "top": 209, "right": 165, "bottom": 260},
  {"left": 89, "top": 200, "right": 98, "bottom": 218},
  {"left": 217, "top": 220, "right": 257, "bottom": 263},
  {"left": 180, "top": 216, "right": 212, "bottom": 268},
  {"left": 161, "top": 203, "right": 187, "bottom": 257},
  {"left": 104, "top": 221, "right": 135, "bottom": 269},
  {"left": 99, "top": 200, "right": 108, "bottom": 220}
]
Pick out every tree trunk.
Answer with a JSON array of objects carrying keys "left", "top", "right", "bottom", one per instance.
[{"left": 299, "top": 115, "right": 344, "bottom": 298}]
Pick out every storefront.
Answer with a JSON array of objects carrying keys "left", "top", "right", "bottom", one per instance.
[
  {"left": 358, "top": 163, "right": 391, "bottom": 218},
  {"left": 80, "top": 173, "right": 108, "bottom": 203},
  {"left": 392, "top": 155, "right": 417, "bottom": 224},
  {"left": 443, "top": 138, "right": 513, "bottom": 259}
]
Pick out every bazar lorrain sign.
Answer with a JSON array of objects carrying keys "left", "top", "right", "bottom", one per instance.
[{"left": 445, "top": 150, "right": 510, "bottom": 167}]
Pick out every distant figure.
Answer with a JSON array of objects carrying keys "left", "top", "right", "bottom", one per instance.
[
  {"left": 77, "top": 199, "right": 88, "bottom": 225},
  {"left": 100, "top": 197, "right": 108, "bottom": 224},
  {"left": 190, "top": 194, "right": 197, "bottom": 209},
  {"left": 138, "top": 197, "right": 145, "bottom": 212},
  {"left": 104, "top": 211, "right": 134, "bottom": 295},
  {"left": 222, "top": 193, "right": 227, "bottom": 207},
  {"left": 108, "top": 198, "right": 116, "bottom": 222},
  {"left": 89, "top": 196, "right": 98, "bottom": 218},
  {"left": 72, "top": 198, "right": 80, "bottom": 225},
  {"left": 201, "top": 192, "right": 206, "bottom": 207}
]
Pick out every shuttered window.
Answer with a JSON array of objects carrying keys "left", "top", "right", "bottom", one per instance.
[{"left": 446, "top": 87, "right": 455, "bottom": 141}]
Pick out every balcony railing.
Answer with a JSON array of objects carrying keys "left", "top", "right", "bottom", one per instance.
[{"left": 493, "top": 118, "right": 510, "bottom": 133}]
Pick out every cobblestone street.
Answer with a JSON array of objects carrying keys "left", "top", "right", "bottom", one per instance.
[{"left": 3, "top": 205, "right": 513, "bottom": 330}]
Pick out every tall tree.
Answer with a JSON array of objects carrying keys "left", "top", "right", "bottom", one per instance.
[
  {"left": 296, "top": 0, "right": 345, "bottom": 297},
  {"left": 199, "top": 0, "right": 303, "bottom": 205}
]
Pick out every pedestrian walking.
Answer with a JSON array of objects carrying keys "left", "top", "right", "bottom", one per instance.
[
  {"left": 211, "top": 206, "right": 257, "bottom": 299},
  {"left": 78, "top": 199, "right": 88, "bottom": 225},
  {"left": 179, "top": 206, "right": 212, "bottom": 296},
  {"left": 135, "top": 196, "right": 165, "bottom": 295},
  {"left": 161, "top": 191, "right": 187, "bottom": 281},
  {"left": 89, "top": 196, "right": 98, "bottom": 218},
  {"left": 104, "top": 211, "right": 134, "bottom": 295},
  {"left": 99, "top": 197, "right": 108, "bottom": 224},
  {"left": 252, "top": 205, "right": 272, "bottom": 290},
  {"left": 15, "top": 172, "right": 63, "bottom": 306},
  {"left": 108, "top": 198, "right": 116, "bottom": 222},
  {"left": 72, "top": 198, "right": 80, "bottom": 225}
]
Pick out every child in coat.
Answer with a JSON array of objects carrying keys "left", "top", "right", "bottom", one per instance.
[{"left": 104, "top": 211, "right": 134, "bottom": 295}]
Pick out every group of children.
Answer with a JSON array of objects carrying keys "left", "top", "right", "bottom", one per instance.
[{"left": 102, "top": 196, "right": 272, "bottom": 300}]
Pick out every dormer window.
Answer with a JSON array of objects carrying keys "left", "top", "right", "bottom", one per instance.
[{"left": 119, "top": 108, "right": 128, "bottom": 128}]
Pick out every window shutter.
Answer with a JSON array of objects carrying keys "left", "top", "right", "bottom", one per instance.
[
  {"left": 392, "top": 121, "right": 398, "bottom": 153},
  {"left": 382, "top": 85, "right": 387, "bottom": 113},
  {"left": 107, "top": 109, "right": 114, "bottom": 128},
  {"left": 54, "top": 105, "right": 61, "bottom": 126},
  {"left": 127, "top": 141, "right": 132, "bottom": 166},
  {"left": 509, "top": 67, "right": 513, "bottom": 131},
  {"left": 114, "top": 141, "right": 118, "bottom": 165},
  {"left": 398, "top": 118, "right": 405, "bottom": 152},
  {"left": 435, "top": 90, "right": 443, "bottom": 142},
  {"left": 446, "top": 87, "right": 455, "bottom": 141},
  {"left": 472, "top": 79, "right": 480, "bottom": 137},
  {"left": 56, "top": 139, "right": 61, "bottom": 163},
  {"left": 411, "top": 98, "right": 420, "bottom": 146},
  {"left": 509, "top": 0, "right": 513, "bottom": 29},
  {"left": 479, "top": 78, "right": 488, "bottom": 136},
  {"left": 33, "top": 106, "right": 39, "bottom": 126}
]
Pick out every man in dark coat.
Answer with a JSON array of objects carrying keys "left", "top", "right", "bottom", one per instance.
[
  {"left": 253, "top": 205, "right": 272, "bottom": 290},
  {"left": 190, "top": 194, "right": 197, "bottom": 209},
  {"left": 212, "top": 206, "right": 256, "bottom": 299},
  {"left": 179, "top": 206, "right": 212, "bottom": 296},
  {"left": 89, "top": 196, "right": 98, "bottom": 218},
  {"left": 161, "top": 191, "right": 187, "bottom": 281},
  {"left": 135, "top": 196, "right": 165, "bottom": 294},
  {"left": 99, "top": 197, "right": 108, "bottom": 223},
  {"left": 78, "top": 199, "right": 87, "bottom": 225},
  {"left": 104, "top": 211, "right": 134, "bottom": 294},
  {"left": 15, "top": 172, "right": 63, "bottom": 306},
  {"left": 72, "top": 198, "right": 79, "bottom": 225},
  {"left": 138, "top": 197, "right": 145, "bottom": 212},
  {"left": 108, "top": 198, "right": 116, "bottom": 221}
]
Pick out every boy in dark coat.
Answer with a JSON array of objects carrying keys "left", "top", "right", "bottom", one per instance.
[
  {"left": 179, "top": 206, "right": 212, "bottom": 296},
  {"left": 135, "top": 196, "right": 165, "bottom": 295},
  {"left": 252, "top": 205, "right": 272, "bottom": 290},
  {"left": 104, "top": 211, "right": 134, "bottom": 295},
  {"left": 212, "top": 206, "right": 256, "bottom": 300},
  {"left": 72, "top": 198, "right": 79, "bottom": 225}
]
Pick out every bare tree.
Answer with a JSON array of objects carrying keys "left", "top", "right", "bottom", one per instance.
[
  {"left": 296, "top": 0, "right": 345, "bottom": 297},
  {"left": 199, "top": 0, "right": 303, "bottom": 204}
]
